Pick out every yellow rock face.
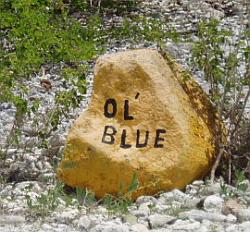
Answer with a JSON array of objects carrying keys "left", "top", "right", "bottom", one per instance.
[{"left": 57, "top": 49, "right": 221, "bottom": 198}]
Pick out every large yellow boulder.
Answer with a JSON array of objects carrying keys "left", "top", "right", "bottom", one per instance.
[{"left": 57, "top": 49, "right": 222, "bottom": 198}]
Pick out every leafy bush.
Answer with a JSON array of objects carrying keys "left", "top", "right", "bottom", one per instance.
[
  {"left": 192, "top": 19, "right": 250, "bottom": 182},
  {"left": 0, "top": 0, "right": 97, "bottom": 76},
  {"left": 220, "top": 169, "right": 248, "bottom": 198},
  {"left": 0, "top": 0, "right": 101, "bottom": 155},
  {"left": 98, "top": 0, "right": 141, "bottom": 13},
  {"left": 105, "top": 16, "right": 179, "bottom": 48}
]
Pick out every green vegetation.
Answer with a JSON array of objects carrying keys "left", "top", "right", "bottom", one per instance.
[
  {"left": 75, "top": 186, "right": 96, "bottom": 207},
  {"left": 0, "top": 0, "right": 102, "bottom": 156},
  {"left": 192, "top": 19, "right": 250, "bottom": 183},
  {"left": 69, "top": 0, "right": 141, "bottom": 14},
  {"left": 26, "top": 175, "right": 139, "bottom": 216},
  {"left": 25, "top": 180, "right": 96, "bottom": 216},
  {"left": 0, "top": 0, "right": 98, "bottom": 103},
  {"left": 220, "top": 169, "right": 248, "bottom": 198},
  {"left": 26, "top": 181, "right": 65, "bottom": 217},
  {"left": 108, "top": 16, "right": 179, "bottom": 45},
  {"left": 103, "top": 174, "right": 140, "bottom": 214}
]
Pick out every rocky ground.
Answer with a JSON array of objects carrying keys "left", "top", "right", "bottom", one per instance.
[
  {"left": 0, "top": 0, "right": 249, "bottom": 231},
  {"left": 1, "top": 179, "right": 250, "bottom": 232}
]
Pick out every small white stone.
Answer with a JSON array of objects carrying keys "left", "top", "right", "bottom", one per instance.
[
  {"left": 123, "top": 214, "right": 137, "bottom": 225},
  {"left": 10, "top": 206, "right": 26, "bottom": 214},
  {"left": 96, "top": 206, "right": 108, "bottom": 214},
  {"left": 6, "top": 149, "right": 17, "bottom": 155},
  {"left": 198, "top": 225, "right": 210, "bottom": 232},
  {"left": 23, "top": 154, "right": 36, "bottom": 163},
  {"left": 43, "top": 161, "right": 52, "bottom": 170},
  {"left": 226, "top": 221, "right": 250, "bottom": 232},
  {"left": 90, "top": 222, "right": 129, "bottom": 232},
  {"left": 171, "top": 219, "right": 200, "bottom": 231},
  {"left": 181, "top": 209, "right": 228, "bottom": 222},
  {"left": 203, "top": 195, "right": 224, "bottom": 213},
  {"left": 154, "top": 204, "right": 171, "bottom": 213},
  {"left": 161, "top": 191, "right": 174, "bottom": 202},
  {"left": 25, "top": 137, "right": 38, "bottom": 148},
  {"left": 204, "top": 183, "right": 221, "bottom": 194},
  {"left": 77, "top": 215, "right": 92, "bottom": 230},
  {"left": 192, "top": 180, "right": 204, "bottom": 186},
  {"left": 55, "top": 223, "right": 69, "bottom": 231},
  {"left": 54, "top": 209, "right": 79, "bottom": 224},
  {"left": 0, "top": 185, "right": 13, "bottom": 197},
  {"left": 238, "top": 222, "right": 250, "bottom": 232},
  {"left": 189, "top": 188, "right": 198, "bottom": 195},
  {"left": 49, "top": 134, "right": 65, "bottom": 147},
  {"left": 35, "top": 161, "right": 44, "bottom": 170},
  {"left": 226, "top": 214, "right": 237, "bottom": 223},
  {"left": 172, "top": 189, "right": 186, "bottom": 202},
  {"left": 0, "top": 215, "right": 25, "bottom": 224},
  {"left": 237, "top": 209, "right": 250, "bottom": 222},
  {"left": 226, "top": 224, "right": 237, "bottom": 232},
  {"left": 41, "top": 223, "right": 53, "bottom": 230},
  {"left": 131, "top": 223, "right": 149, "bottom": 232},
  {"left": 136, "top": 196, "right": 157, "bottom": 205},
  {"left": 133, "top": 203, "right": 150, "bottom": 218},
  {"left": 4, "top": 158, "right": 13, "bottom": 166},
  {"left": 184, "top": 198, "right": 200, "bottom": 208},
  {"left": 148, "top": 214, "right": 175, "bottom": 228}
]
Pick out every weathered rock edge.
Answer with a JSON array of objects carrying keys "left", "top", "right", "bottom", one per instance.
[{"left": 57, "top": 49, "right": 224, "bottom": 199}]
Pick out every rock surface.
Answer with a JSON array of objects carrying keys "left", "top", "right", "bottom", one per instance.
[{"left": 58, "top": 49, "right": 221, "bottom": 198}]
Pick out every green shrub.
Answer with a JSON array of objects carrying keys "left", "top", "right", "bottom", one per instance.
[
  {"left": 0, "top": 0, "right": 101, "bottom": 153},
  {"left": 98, "top": 0, "right": 141, "bottom": 13},
  {"left": 26, "top": 181, "right": 65, "bottom": 217},
  {"left": 1, "top": 0, "right": 96, "bottom": 77},
  {"left": 70, "top": 0, "right": 89, "bottom": 12},
  {"left": 192, "top": 19, "right": 250, "bottom": 182},
  {"left": 105, "top": 16, "right": 179, "bottom": 48}
]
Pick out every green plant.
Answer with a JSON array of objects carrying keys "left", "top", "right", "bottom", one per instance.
[
  {"left": 235, "top": 169, "right": 248, "bottom": 192},
  {"left": 0, "top": 175, "right": 6, "bottom": 184},
  {"left": 220, "top": 170, "right": 248, "bottom": 198},
  {"left": 26, "top": 181, "right": 65, "bottom": 217},
  {"left": 70, "top": 0, "right": 88, "bottom": 12},
  {"left": 220, "top": 181, "right": 236, "bottom": 198},
  {"left": 192, "top": 19, "right": 232, "bottom": 103},
  {"left": 103, "top": 174, "right": 139, "bottom": 215},
  {"left": 148, "top": 202, "right": 156, "bottom": 211},
  {"left": 192, "top": 19, "right": 250, "bottom": 183},
  {"left": 0, "top": 0, "right": 103, "bottom": 161},
  {"left": 77, "top": 0, "right": 142, "bottom": 14},
  {"left": 193, "top": 18, "right": 249, "bottom": 121},
  {"left": 108, "top": 16, "right": 179, "bottom": 47},
  {"left": 98, "top": 0, "right": 141, "bottom": 14},
  {"left": 0, "top": 0, "right": 98, "bottom": 93},
  {"left": 75, "top": 187, "right": 96, "bottom": 207}
]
